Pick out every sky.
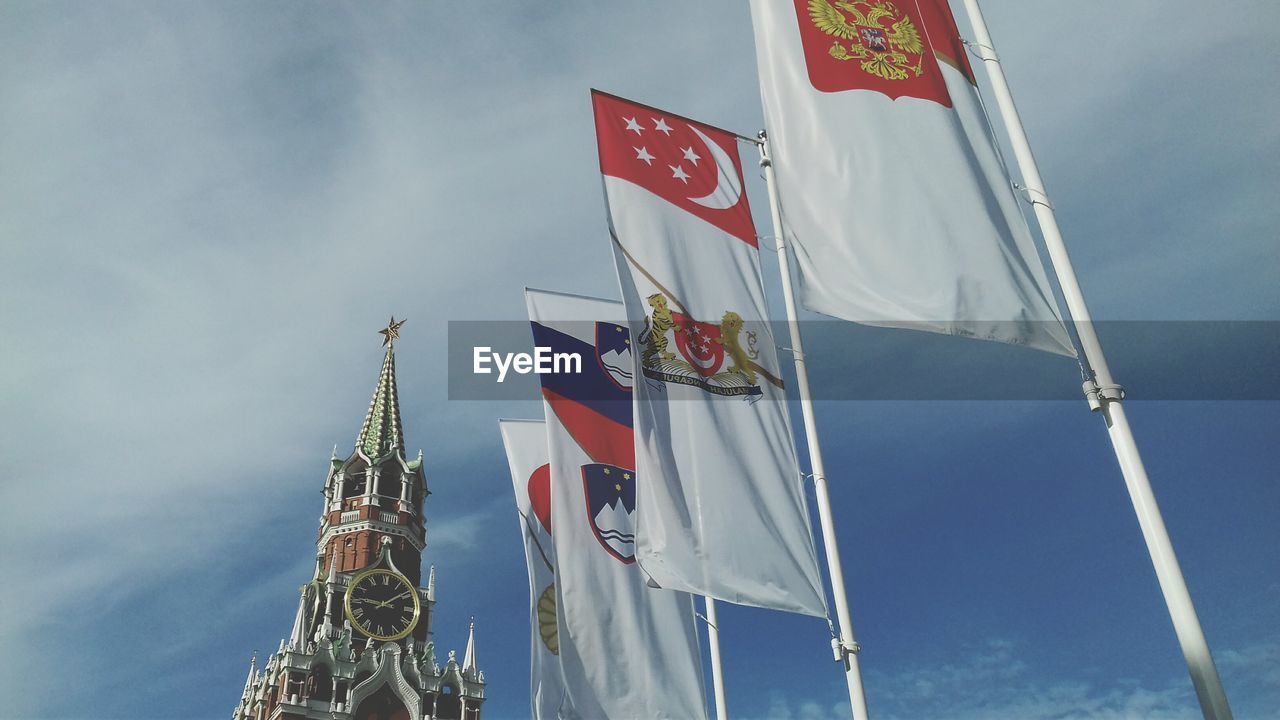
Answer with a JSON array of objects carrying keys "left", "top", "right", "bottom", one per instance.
[{"left": 1, "top": 1, "right": 1278, "bottom": 719}]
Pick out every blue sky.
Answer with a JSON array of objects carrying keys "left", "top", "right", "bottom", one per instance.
[{"left": 2, "top": 2, "right": 1277, "bottom": 719}]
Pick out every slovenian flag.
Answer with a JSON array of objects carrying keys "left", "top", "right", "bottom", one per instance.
[{"left": 525, "top": 288, "right": 707, "bottom": 720}]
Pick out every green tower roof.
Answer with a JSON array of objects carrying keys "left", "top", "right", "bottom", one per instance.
[{"left": 357, "top": 318, "right": 406, "bottom": 458}]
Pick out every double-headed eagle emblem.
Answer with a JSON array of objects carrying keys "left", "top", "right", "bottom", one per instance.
[{"left": 808, "top": 0, "right": 925, "bottom": 81}]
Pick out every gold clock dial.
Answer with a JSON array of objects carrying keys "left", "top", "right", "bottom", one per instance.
[{"left": 343, "top": 569, "right": 421, "bottom": 642}]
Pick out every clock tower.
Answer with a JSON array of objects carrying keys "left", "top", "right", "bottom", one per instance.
[{"left": 232, "top": 319, "right": 485, "bottom": 720}]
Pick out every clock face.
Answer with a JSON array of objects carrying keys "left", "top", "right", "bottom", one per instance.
[{"left": 344, "top": 569, "right": 420, "bottom": 642}]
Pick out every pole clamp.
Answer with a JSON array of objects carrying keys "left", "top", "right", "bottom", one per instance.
[
  {"left": 757, "top": 130, "right": 773, "bottom": 168},
  {"left": 1083, "top": 378, "right": 1126, "bottom": 411},
  {"left": 831, "top": 637, "right": 861, "bottom": 661}
]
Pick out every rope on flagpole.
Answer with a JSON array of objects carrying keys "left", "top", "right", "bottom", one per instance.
[
  {"left": 798, "top": 468, "right": 848, "bottom": 652},
  {"left": 963, "top": 34, "right": 1093, "bottom": 382},
  {"left": 755, "top": 234, "right": 780, "bottom": 252},
  {"left": 1013, "top": 183, "right": 1054, "bottom": 211}
]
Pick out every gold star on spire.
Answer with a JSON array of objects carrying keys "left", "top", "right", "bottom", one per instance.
[{"left": 379, "top": 316, "right": 406, "bottom": 347}]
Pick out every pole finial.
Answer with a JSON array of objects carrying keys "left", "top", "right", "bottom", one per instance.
[{"left": 379, "top": 316, "right": 407, "bottom": 348}]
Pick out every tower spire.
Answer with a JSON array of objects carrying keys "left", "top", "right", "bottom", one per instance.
[
  {"left": 462, "top": 617, "right": 477, "bottom": 675},
  {"left": 357, "top": 317, "right": 406, "bottom": 457},
  {"left": 287, "top": 586, "right": 310, "bottom": 652},
  {"left": 240, "top": 653, "right": 257, "bottom": 699}
]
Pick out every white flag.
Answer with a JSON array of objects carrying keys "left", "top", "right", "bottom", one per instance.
[
  {"left": 526, "top": 288, "right": 708, "bottom": 720},
  {"left": 499, "top": 419, "right": 565, "bottom": 720},
  {"left": 592, "top": 90, "right": 828, "bottom": 617},
  {"left": 750, "top": 0, "right": 1073, "bottom": 355}
]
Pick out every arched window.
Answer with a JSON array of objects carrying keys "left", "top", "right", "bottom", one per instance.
[
  {"left": 354, "top": 684, "right": 409, "bottom": 720},
  {"left": 307, "top": 665, "right": 332, "bottom": 702},
  {"left": 436, "top": 684, "right": 462, "bottom": 720},
  {"left": 344, "top": 466, "right": 368, "bottom": 499}
]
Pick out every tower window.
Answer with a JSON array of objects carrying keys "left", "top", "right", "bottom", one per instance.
[{"left": 307, "top": 665, "right": 332, "bottom": 702}]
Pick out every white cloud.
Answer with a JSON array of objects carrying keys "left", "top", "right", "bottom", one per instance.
[
  {"left": 426, "top": 498, "right": 507, "bottom": 553},
  {"left": 1, "top": 1, "right": 1276, "bottom": 717},
  {"left": 751, "top": 637, "right": 1280, "bottom": 720}
]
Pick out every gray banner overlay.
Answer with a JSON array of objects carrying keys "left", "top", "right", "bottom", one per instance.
[{"left": 447, "top": 321, "right": 1280, "bottom": 401}]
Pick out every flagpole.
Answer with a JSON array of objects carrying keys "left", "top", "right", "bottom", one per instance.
[
  {"left": 959, "top": 2, "right": 1232, "bottom": 718},
  {"left": 758, "top": 131, "right": 871, "bottom": 720},
  {"left": 704, "top": 597, "right": 729, "bottom": 720}
]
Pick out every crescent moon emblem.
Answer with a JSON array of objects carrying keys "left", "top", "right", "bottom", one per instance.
[{"left": 686, "top": 125, "right": 743, "bottom": 211}]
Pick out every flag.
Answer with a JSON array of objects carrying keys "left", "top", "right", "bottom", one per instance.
[
  {"left": 499, "top": 419, "right": 565, "bottom": 720},
  {"left": 750, "top": 0, "right": 1074, "bottom": 355},
  {"left": 526, "top": 288, "right": 708, "bottom": 720},
  {"left": 593, "top": 90, "right": 828, "bottom": 617}
]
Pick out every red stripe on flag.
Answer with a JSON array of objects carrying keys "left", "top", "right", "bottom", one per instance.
[{"left": 543, "top": 388, "right": 636, "bottom": 470}]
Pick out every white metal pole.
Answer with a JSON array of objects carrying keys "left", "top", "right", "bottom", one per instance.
[
  {"left": 704, "top": 597, "right": 729, "bottom": 720},
  {"left": 759, "top": 132, "right": 871, "bottom": 720},
  {"left": 960, "top": 2, "right": 1232, "bottom": 718}
]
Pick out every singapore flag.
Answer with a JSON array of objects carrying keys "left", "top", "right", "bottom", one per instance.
[{"left": 593, "top": 90, "right": 828, "bottom": 617}]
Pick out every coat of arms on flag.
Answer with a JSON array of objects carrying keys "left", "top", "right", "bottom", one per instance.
[
  {"left": 638, "top": 291, "right": 782, "bottom": 398},
  {"left": 581, "top": 462, "right": 636, "bottom": 564},
  {"left": 796, "top": 0, "right": 951, "bottom": 104},
  {"left": 637, "top": 288, "right": 783, "bottom": 394},
  {"left": 594, "top": 321, "right": 634, "bottom": 391},
  {"left": 526, "top": 463, "right": 560, "bottom": 656}
]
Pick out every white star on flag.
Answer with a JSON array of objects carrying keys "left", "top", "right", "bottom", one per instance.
[
  {"left": 624, "top": 117, "right": 644, "bottom": 135},
  {"left": 669, "top": 164, "right": 690, "bottom": 183},
  {"left": 681, "top": 146, "right": 700, "bottom": 165},
  {"left": 653, "top": 117, "right": 673, "bottom": 135},
  {"left": 634, "top": 147, "right": 655, "bottom": 165}
]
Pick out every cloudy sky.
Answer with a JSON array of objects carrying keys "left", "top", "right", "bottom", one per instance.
[{"left": 2, "top": 2, "right": 1277, "bottom": 719}]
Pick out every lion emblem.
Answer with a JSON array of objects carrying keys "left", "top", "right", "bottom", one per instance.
[{"left": 715, "top": 311, "right": 760, "bottom": 385}]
